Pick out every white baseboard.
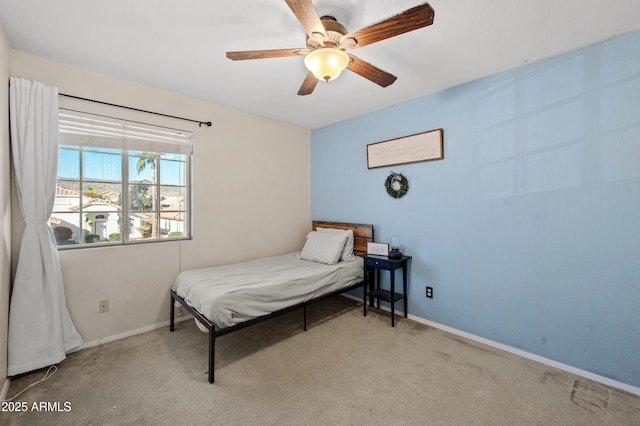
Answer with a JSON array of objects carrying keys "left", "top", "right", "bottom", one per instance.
[
  {"left": 341, "top": 294, "right": 640, "bottom": 396},
  {"left": 80, "top": 314, "right": 192, "bottom": 349}
]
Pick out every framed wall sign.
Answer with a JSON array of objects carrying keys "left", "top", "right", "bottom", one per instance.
[
  {"left": 367, "top": 128, "right": 444, "bottom": 169},
  {"left": 367, "top": 242, "right": 389, "bottom": 256}
]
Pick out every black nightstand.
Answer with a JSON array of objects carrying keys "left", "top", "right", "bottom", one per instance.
[{"left": 363, "top": 254, "right": 411, "bottom": 327}]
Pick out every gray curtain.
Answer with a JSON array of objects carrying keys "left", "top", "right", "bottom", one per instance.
[{"left": 8, "top": 77, "right": 83, "bottom": 376}]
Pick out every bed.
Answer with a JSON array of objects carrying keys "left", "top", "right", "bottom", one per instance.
[{"left": 170, "top": 220, "right": 374, "bottom": 383}]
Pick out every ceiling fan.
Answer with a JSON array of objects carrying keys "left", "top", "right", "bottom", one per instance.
[{"left": 226, "top": 0, "right": 435, "bottom": 96}]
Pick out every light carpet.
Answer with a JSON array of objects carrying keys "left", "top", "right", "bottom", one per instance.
[{"left": 2, "top": 296, "right": 639, "bottom": 425}]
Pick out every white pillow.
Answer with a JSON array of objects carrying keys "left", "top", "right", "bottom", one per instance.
[
  {"left": 316, "top": 227, "right": 355, "bottom": 261},
  {"left": 297, "top": 231, "right": 348, "bottom": 265}
]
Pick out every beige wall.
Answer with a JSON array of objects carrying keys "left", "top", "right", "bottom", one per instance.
[
  {"left": 0, "top": 21, "right": 11, "bottom": 398},
  {"left": 10, "top": 51, "right": 311, "bottom": 346}
]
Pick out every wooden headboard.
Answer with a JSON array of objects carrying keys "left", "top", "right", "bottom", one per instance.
[{"left": 312, "top": 220, "right": 374, "bottom": 257}]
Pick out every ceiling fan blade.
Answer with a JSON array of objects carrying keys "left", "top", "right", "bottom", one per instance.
[
  {"left": 298, "top": 71, "right": 318, "bottom": 96},
  {"left": 226, "top": 48, "right": 307, "bottom": 60},
  {"left": 343, "top": 3, "right": 435, "bottom": 48},
  {"left": 347, "top": 55, "right": 397, "bottom": 88},
  {"left": 285, "top": 0, "right": 326, "bottom": 39}
]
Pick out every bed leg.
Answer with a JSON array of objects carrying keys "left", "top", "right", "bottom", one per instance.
[
  {"left": 303, "top": 306, "right": 307, "bottom": 331},
  {"left": 363, "top": 281, "right": 367, "bottom": 317},
  {"left": 208, "top": 332, "right": 216, "bottom": 383},
  {"left": 170, "top": 294, "right": 175, "bottom": 332}
]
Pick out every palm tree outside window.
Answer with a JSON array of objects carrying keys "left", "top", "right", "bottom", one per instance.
[{"left": 135, "top": 152, "right": 163, "bottom": 239}]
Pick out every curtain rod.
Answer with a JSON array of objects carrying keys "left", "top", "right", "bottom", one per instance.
[{"left": 59, "top": 93, "right": 212, "bottom": 127}]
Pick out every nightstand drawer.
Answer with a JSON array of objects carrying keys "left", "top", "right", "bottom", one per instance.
[{"left": 365, "top": 256, "right": 393, "bottom": 269}]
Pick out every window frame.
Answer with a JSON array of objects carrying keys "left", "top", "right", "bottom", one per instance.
[{"left": 50, "top": 110, "right": 192, "bottom": 249}]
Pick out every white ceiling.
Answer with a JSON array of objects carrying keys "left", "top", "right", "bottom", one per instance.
[{"left": 1, "top": 0, "right": 640, "bottom": 129}]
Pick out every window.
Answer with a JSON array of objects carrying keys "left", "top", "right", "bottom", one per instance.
[{"left": 50, "top": 110, "right": 192, "bottom": 247}]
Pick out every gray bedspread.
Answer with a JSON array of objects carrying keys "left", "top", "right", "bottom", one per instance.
[{"left": 173, "top": 253, "right": 364, "bottom": 329}]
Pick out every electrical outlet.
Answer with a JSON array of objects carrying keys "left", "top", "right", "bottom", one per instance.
[
  {"left": 98, "top": 299, "right": 109, "bottom": 313},
  {"left": 426, "top": 286, "right": 433, "bottom": 299}
]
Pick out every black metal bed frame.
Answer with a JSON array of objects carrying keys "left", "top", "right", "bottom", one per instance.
[{"left": 169, "top": 281, "right": 367, "bottom": 383}]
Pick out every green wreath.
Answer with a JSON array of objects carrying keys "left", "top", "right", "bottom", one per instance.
[{"left": 385, "top": 172, "right": 409, "bottom": 199}]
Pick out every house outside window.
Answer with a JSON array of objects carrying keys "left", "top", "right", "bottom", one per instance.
[{"left": 50, "top": 110, "right": 192, "bottom": 247}]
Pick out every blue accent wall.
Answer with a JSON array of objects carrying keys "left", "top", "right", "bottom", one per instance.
[{"left": 311, "top": 30, "right": 640, "bottom": 388}]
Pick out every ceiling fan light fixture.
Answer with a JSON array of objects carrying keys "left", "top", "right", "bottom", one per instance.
[{"left": 304, "top": 48, "right": 349, "bottom": 82}]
